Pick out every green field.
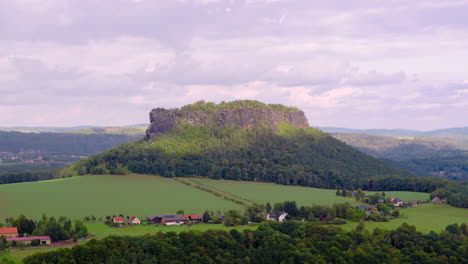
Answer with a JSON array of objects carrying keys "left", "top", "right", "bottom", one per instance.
[
  {"left": 0, "top": 175, "right": 465, "bottom": 233},
  {"left": 190, "top": 178, "right": 430, "bottom": 206},
  {"left": 0, "top": 175, "right": 466, "bottom": 263},
  {"left": 0, "top": 175, "right": 242, "bottom": 220},
  {"left": 343, "top": 203, "right": 468, "bottom": 233}
]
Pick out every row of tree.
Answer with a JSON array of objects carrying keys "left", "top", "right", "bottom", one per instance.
[
  {"left": 23, "top": 222, "right": 468, "bottom": 263},
  {"left": 3, "top": 215, "right": 88, "bottom": 242}
]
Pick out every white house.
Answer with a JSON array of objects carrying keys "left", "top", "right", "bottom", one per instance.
[
  {"left": 129, "top": 216, "right": 140, "bottom": 225},
  {"left": 266, "top": 211, "right": 288, "bottom": 222}
]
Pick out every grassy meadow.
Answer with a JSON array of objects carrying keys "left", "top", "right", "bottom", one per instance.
[
  {"left": 190, "top": 178, "right": 430, "bottom": 206},
  {"left": 0, "top": 174, "right": 465, "bottom": 234},
  {"left": 0, "top": 175, "right": 241, "bottom": 220}
]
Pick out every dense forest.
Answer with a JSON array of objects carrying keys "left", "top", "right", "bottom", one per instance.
[
  {"left": 22, "top": 222, "right": 468, "bottom": 264},
  {"left": 64, "top": 124, "right": 408, "bottom": 189},
  {"left": 0, "top": 131, "right": 141, "bottom": 154}
]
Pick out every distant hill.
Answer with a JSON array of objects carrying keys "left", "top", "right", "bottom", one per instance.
[
  {"left": 319, "top": 127, "right": 468, "bottom": 136},
  {"left": 68, "top": 127, "right": 146, "bottom": 135},
  {"left": 0, "top": 124, "right": 148, "bottom": 134},
  {"left": 64, "top": 100, "right": 410, "bottom": 189},
  {"left": 331, "top": 133, "right": 468, "bottom": 181}
]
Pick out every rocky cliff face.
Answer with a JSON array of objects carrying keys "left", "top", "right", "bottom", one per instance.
[{"left": 146, "top": 106, "right": 309, "bottom": 139}]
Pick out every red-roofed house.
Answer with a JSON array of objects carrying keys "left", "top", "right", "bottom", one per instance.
[
  {"left": 6, "top": 236, "right": 51, "bottom": 246},
  {"left": 0, "top": 227, "right": 18, "bottom": 238},
  {"left": 128, "top": 216, "right": 140, "bottom": 225},
  {"left": 184, "top": 215, "right": 202, "bottom": 223},
  {"left": 432, "top": 197, "right": 442, "bottom": 204},
  {"left": 113, "top": 216, "right": 125, "bottom": 223}
]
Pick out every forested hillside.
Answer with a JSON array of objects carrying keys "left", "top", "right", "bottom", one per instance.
[
  {"left": 64, "top": 123, "right": 408, "bottom": 189},
  {"left": 332, "top": 133, "right": 468, "bottom": 181},
  {"left": 0, "top": 131, "right": 142, "bottom": 154}
]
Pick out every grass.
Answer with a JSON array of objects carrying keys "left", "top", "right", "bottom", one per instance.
[
  {"left": 2, "top": 247, "right": 62, "bottom": 264},
  {"left": 85, "top": 223, "right": 257, "bottom": 239},
  {"left": 0, "top": 175, "right": 242, "bottom": 220},
  {"left": 190, "top": 178, "right": 430, "bottom": 206},
  {"left": 342, "top": 203, "right": 468, "bottom": 233},
  {"left": 0, "top": 175, "right": 465, "bottom": 234}
]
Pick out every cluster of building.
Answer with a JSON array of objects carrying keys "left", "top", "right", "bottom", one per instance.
[
  {"left": 0, "top": 227, "right": 51, "bottom": 246},
  {"left": 111, "top": 214, "right": 206, "bottom": 226}
]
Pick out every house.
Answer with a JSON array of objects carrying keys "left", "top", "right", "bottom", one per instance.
[
  {"left": 391, "top": 198, "right": 403, "bottom": 207},
  {"left": 113, "top": 216, "right": 125, "bottom": 224},
  {"left": 217, "top": 215, "right": 224, "bottom": 222},
  {"left": 358, "top": 205, "right": 370, "bottom": 210},
  {"left": 377, "top": 199, "right": 385, "bottom": 204},
  {"left": 148, "top": 214, "right": 184, "bottom": 225},
  {"left": 432, "top": 197, "right": 442, "bottom": 203},
  {"left": 0, "top": 227, "right": 18, "bottom": 238},
  {"left": 128, "top": 216, "right": 140, "bottom": 225},
  {"left": 6, "top": 236, "right": 51, "bottom": 246},
  {"left": 266, "top": 211, "right": 288, "bottom": 222},
  {"left": 184, "top": 215, "right": 202, "bottom": 223}
]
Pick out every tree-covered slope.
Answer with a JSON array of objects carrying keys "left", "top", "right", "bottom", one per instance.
[
  {"left": 331, "top": 133, "right": 468, "bottom": 181},
  {"left": 64, "top": 123, "right": 409, "bottom": 189},
  {"left": 0, "top": 131, "right": 142, "bottom": 154}
]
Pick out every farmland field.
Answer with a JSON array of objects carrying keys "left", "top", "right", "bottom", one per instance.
[
  {"left": 0, "top": 175, "right": 242, "bottom": 220},
  {"left": 0, "top": 175, "right": 465, "bottom": 234},
  {"left": 343, "top": 203, "right": 468, "bottom": 233},
  {"left": 190, "top": 178, "right": 430, "bottom": 206}
]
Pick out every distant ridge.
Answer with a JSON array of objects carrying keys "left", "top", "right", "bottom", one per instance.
[{"left": 319, "top": 127, "right": 468, "bottom": 136}]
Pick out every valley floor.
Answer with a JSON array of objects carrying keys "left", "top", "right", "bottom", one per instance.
[{"left": 0, "top": 174, "right": 466, "bottom": 263}]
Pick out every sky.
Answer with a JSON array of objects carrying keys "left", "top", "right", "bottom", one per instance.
[{"left": 0, "top": 0, "right": 467, "bottom": 130}]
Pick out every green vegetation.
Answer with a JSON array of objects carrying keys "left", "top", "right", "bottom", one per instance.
[
  {"left": 23, "top": 222, "right": 468, "bottom": 264},
  {"left": 0, "top": 170, "right": 62, "bottom": 185},
  {"left": 2, "top": 175, "right": 465, "bottom": 234},
  {"left": 85, "top": 223, "right": 256, "bottom": 239},
  {"left": 343, "top": 204, "right": 468, "bottom": 233},
  {"left": 180, "top": 100, "right": 300, "bottom": 112},
  {"left": 332, "top": 133, "right": 468, "bottom": 181},
  {"left": 0, "top": 131, "right": 141, "bottom": 155},
  {"left": 0, "top": 175, "right": 241, "bottom": 220},
  {"left": 190, "top": 178, "right": 429, "bottom": 206},
  {"left": 66, "top": 123, "right": 406, "bottom": 189}
]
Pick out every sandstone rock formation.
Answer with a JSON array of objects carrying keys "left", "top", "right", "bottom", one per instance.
[{"left": 145, "top": 103, "right": 309, "bottom": 139}]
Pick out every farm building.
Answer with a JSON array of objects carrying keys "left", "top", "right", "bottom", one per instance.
[
  {"left": 128, "top": 216, "right": 140, "bottom": 225},
  {"left": 266, "top": 211, "right": 288, "bottom": 222},
  {"left": 6, "top": 236, "right": 51, "bottom": 246},
  {"left": 432, "top": 197, "right": 446, "bottom": 204},
  {"left": 113, "top": 216, "right": 125, "bottom": 223},
  {"left": 184, "top": 215, "right": 202, "bottom": 223},
  {"left": 391, "top": 198, "right": 403, "bottom": 207},
  {"left": 0, "top": 227, "right": 18, "bottom": 238},
  {"left": 148, "top": 214, "right": 184, "bottom": 225}
]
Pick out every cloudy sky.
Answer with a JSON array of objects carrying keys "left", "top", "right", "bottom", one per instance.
[{"left": 1, "top": 0, "right": 467, "bottom": 130}]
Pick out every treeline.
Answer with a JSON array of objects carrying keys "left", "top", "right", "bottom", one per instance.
[
  {"left": 0, "top": 131, "right": 141, "bottom": 154},
  {"left": 3, "top": 215, "right": 88, "bottom": 242},
  {"left": 24, "top": 222, "right": 468, "bottom": 264},
  {"left": 65, "top": 124, "right": 406, "bottom": 189},
  {"left": 0, "top": 169, "right": 63, "bottom": 184},
  {"left": 364, "top": 176, "right": 468, "bottom": 208}
]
